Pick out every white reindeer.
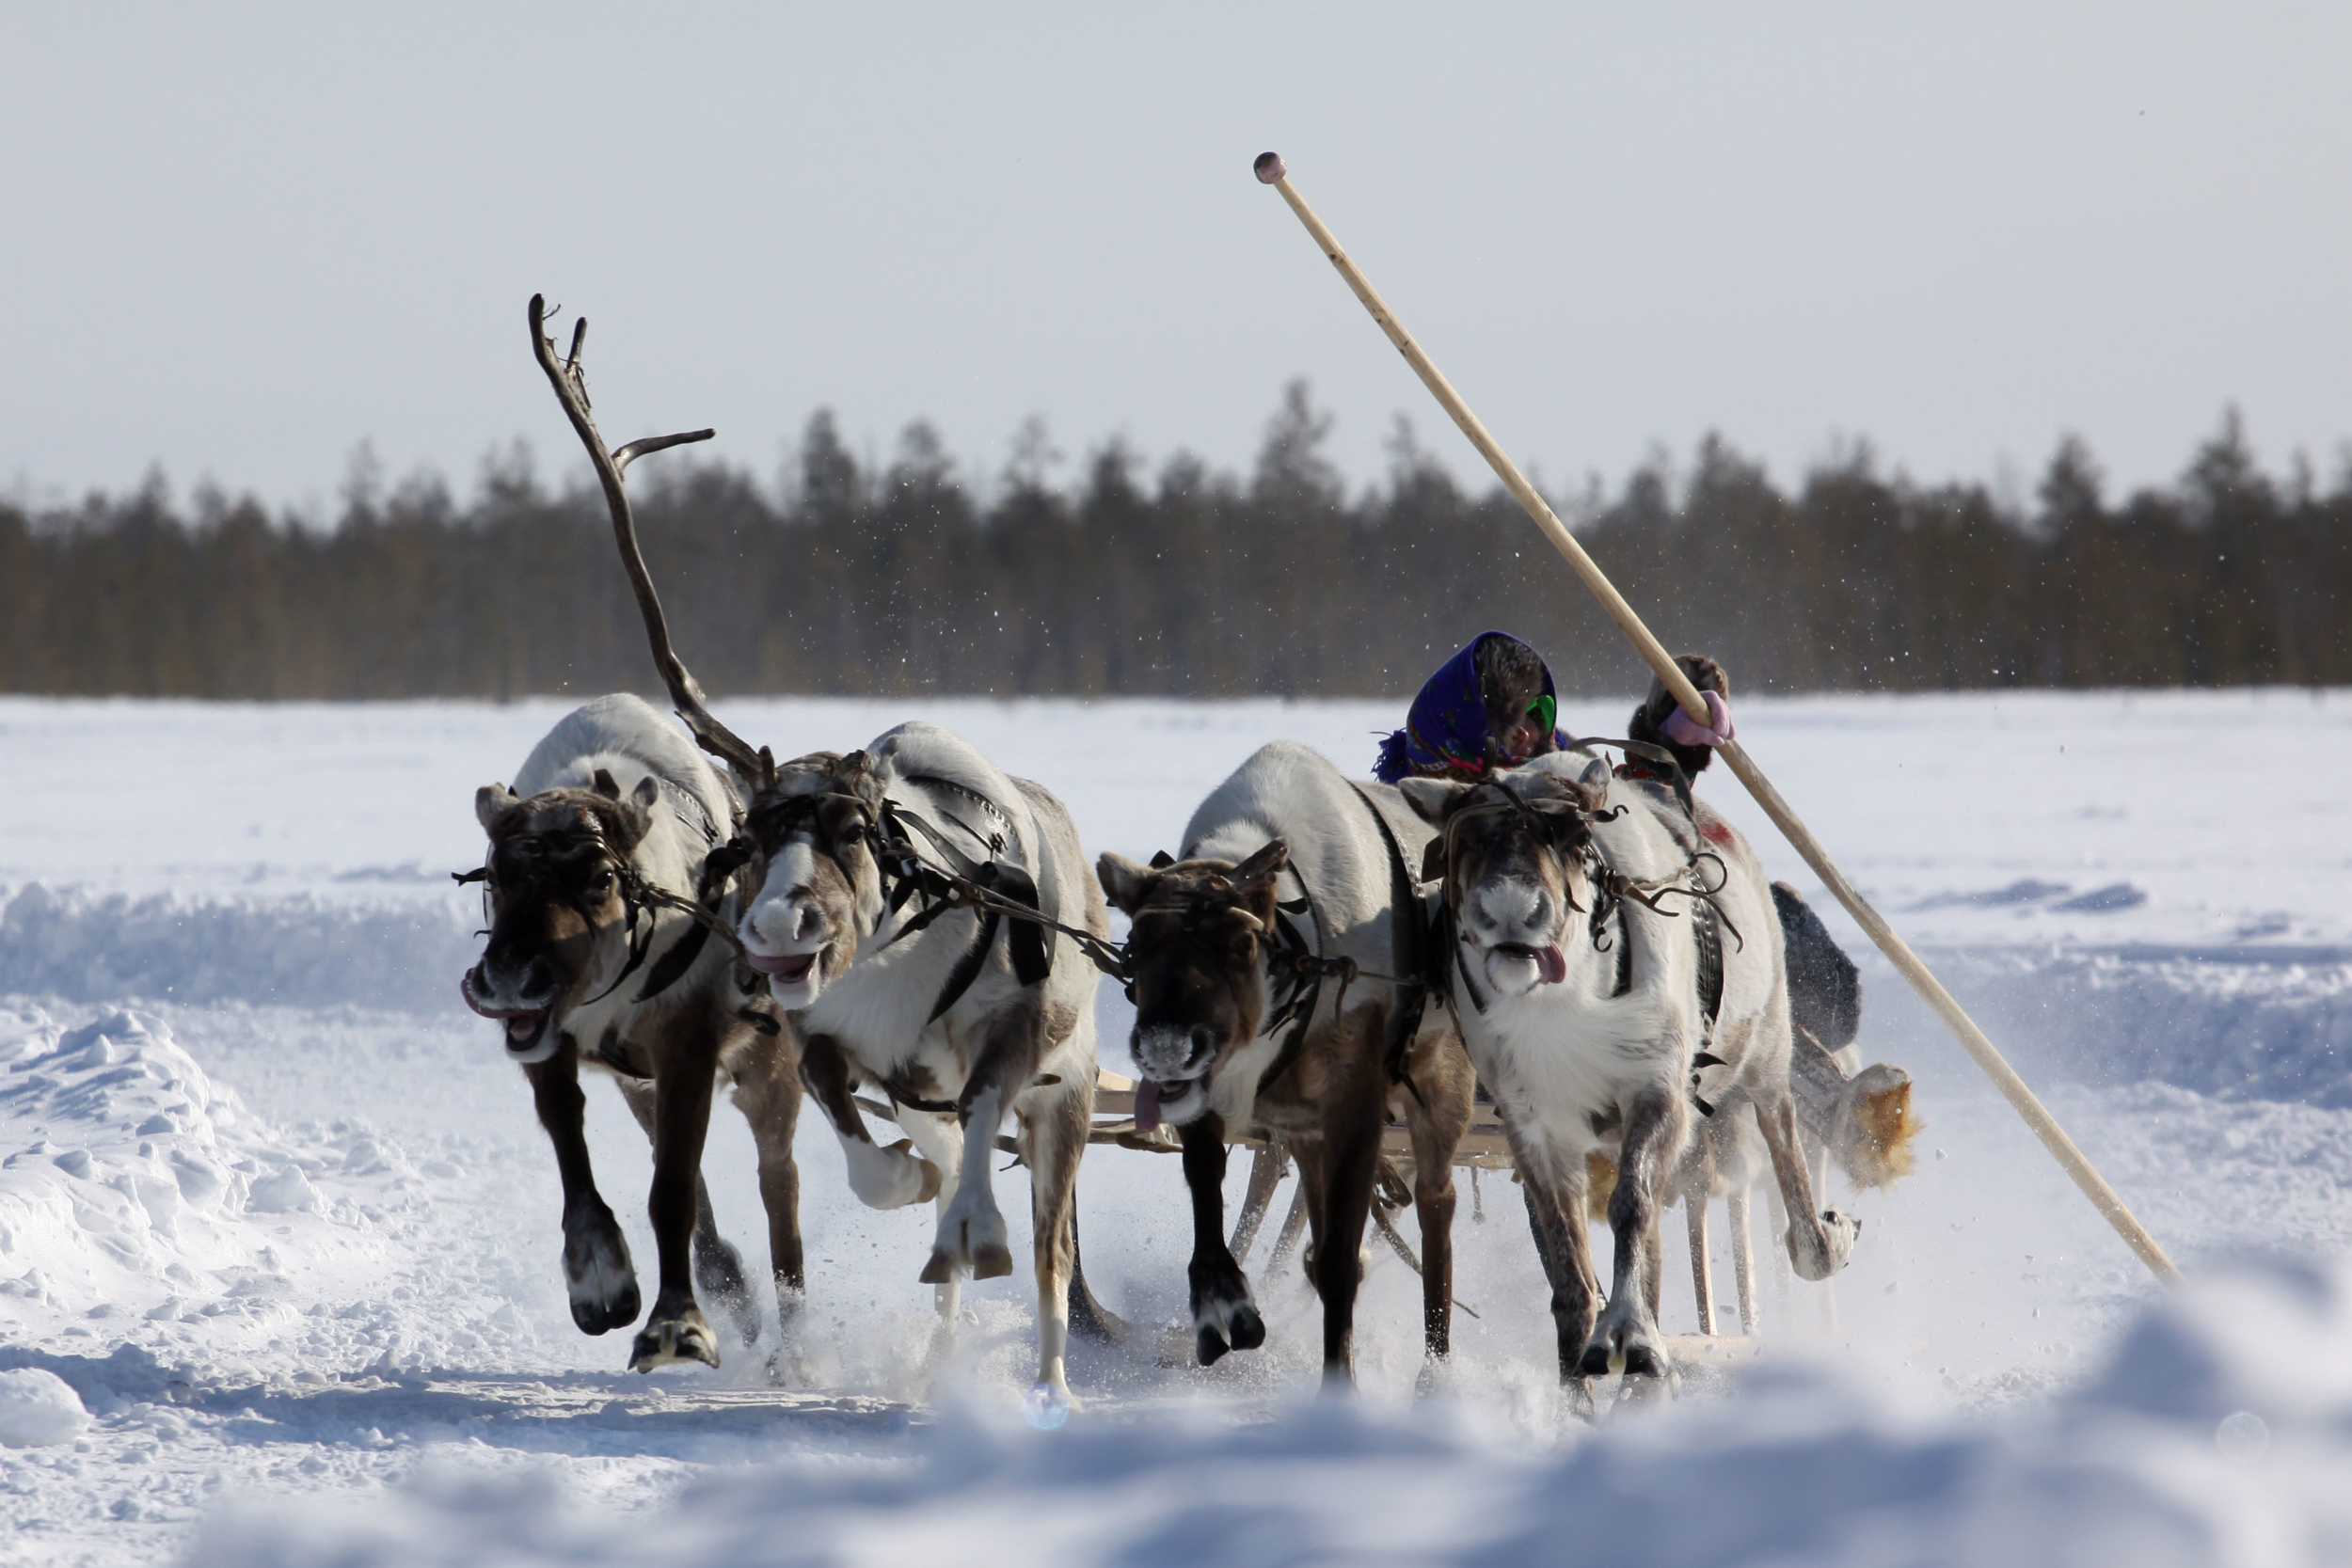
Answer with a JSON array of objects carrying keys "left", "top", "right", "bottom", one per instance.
[
  {"left": 1402, "top": 750, "right": 1858, "bottom": 1394},
  {"left": 733, "top": 727, "right": 1105, "bottom": 1416},
  {"left": 522, "top": 294, "right": 1102, "bottom": 1413}
]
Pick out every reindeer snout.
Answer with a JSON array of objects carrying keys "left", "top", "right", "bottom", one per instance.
[
  {"left": 748, "top": 894, "right": 823, "bottom": 950},
  {"left": 471, "top": 953, "right": 556, "bottom": 1006},
  {"left": 1476, "top": 879, "right": 1554, "bottom": 940},
  {"left": 1133, "top": 1022, "right": 1216, "bottom": 1081}
]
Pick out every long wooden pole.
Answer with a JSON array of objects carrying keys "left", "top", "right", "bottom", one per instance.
[{"left": 1251, "top": 151, "right": 2180, "bottom": 1286}]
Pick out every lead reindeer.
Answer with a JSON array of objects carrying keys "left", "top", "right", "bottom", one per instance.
[
  {"left": 524, "top": 295, "right": 1105, "bottom": 1415},
  {"left": 1098, "top": 742, "right": 1475, "bottom": 1387},
  {"left": 461, "top": 693, "right": 802, "bottom": 1373},
  {"left": 1401, "top": 750, "right": 1859, "bottom": 1400}
]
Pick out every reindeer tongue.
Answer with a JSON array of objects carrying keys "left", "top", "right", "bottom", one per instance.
[
  {"left": 1535, "top": 945, "right": 1568, "bottom": 986},
  {"left": 1134, "top": 1078, "right": 1163, "bottom": 1133}
]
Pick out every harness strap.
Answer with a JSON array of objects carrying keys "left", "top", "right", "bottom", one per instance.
[
  {"left": 1254, "top": 901, "right": 1325, "bottom": 1097},
  {"left": 927, "top": 901, "right": 1005, "bottom": 1024},
  {"left": 1350, "top": 782, "right": 1432, "bottom": 1090}
]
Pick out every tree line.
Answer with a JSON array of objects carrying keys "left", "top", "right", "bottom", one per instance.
[{"left": 3, "top": 388, "right": 2345, "bottom": 701}]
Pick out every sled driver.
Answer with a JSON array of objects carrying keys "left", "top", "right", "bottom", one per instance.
[{"left": 1373, "top": 629, "right": 1737, "bottom": 787}]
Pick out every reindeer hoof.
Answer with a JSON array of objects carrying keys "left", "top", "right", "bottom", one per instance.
[
  {"left": 563, "top": 1201, "right": 640, "bottom": 1335},
  {"left": 972, "top": 1243, "right": 1015, "bottom": 1280},
  {"left": 918, "top": 1249, "right": 957, "bottom": 1286},
  {"left": 570, "top": 1276, "right": 641, "bottom": 1337},
  {"left": 1577, "top": 1342, "right": 1616, "bottom": 1379},
  {"left": 629, "top": 1308, "right": 720, "bottom": 1372},
  {"left": 1789, "top": 1209, "right": 1861, "bottom": 1282},
  {"left": 1191, "top": 1294, "right": 1263, "bottom": 1366},
  {"left": 1192, "top": 1301, "right": 1263, "bottom": 1366},
  {"left": 1622, "top": 1341, "right": 1668, "bottom": 1379},
  {"left": 1023, "top": 1382, "right": 1072, "bottom": 1430}
]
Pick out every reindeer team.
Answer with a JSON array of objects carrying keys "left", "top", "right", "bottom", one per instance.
[{"left": 458, "top": 298, "right": 1916, "bottom": 1417}]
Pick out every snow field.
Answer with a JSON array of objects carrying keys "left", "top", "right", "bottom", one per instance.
[{"left": 0, "top": 689, "right": 2347, "bottom": 1563}]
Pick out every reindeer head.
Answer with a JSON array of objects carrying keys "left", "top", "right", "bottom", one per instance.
[
  {"left": 461, "top": 769, "right": 660, "bottom": 1062},
  {"left": 733, "top": 752, "right": 889, "bottom": 1009},
  {"left": 1095, "top": 841, "right": 1288, "bottom": 1129},
  {"left": 1402, "top": 755, "right": 1613, "bottom": 999}
]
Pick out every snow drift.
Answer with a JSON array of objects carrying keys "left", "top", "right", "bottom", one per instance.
[{"left": 178, "top": 1256, "right": 2352, "bottom": 1567}]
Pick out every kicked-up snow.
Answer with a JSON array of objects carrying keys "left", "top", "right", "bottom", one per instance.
[
  {"left": 0, "top": 689, "right": 2346, "bottom": 1564},
  {"left": 177, "top": 1256, "right": 2352, "bottom": 1567}
]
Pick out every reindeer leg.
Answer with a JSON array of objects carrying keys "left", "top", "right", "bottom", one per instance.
[
  {"left": 1406, "top": 1052, "right": 1473, "bottom": 1364},
  {"left": 525, "top": 1037, "right": 640, "bottom": 1336},
  {"left": 615, "top": 1072, "right": 757, "bottom": 1349},
  {"left": 1311, "top": 1059, "right": 1386, "bottom": 1388},
  {"left": 1514, "top": 1139, "right": 1599, "bottom": 1414},
  {"left": 1267, "top": 1181, "right": 1311, "bottom": 1273},
  {"left": 924, "top": 992, "right": 1049, "bottom": 1286},
  {"left": 1227, "top": 1143, "right": 1287, "bottom": 1265},
  {"left": 725, "top": 1007, "right": 806, "bottom": 1378},
  {"left": 629, "top": 1032, "right": 723, "bottom": 1371},
  {"left": 1681, "top": 1132, "right": 1717, "bottom": 1337},
  {"left": 1688, "top": 1196, "right": 1716, "bottom": 1338},
  {"left": 1021, "top": 1077, "right": 1089, "bottom": 1403},
  {"left": 1642, "top": 1215, "right": 1665, "bottom": 1324},
  {"left": 1581, "top": 1085, "right": 1685, "bottom": 1383},
  {"left": 803, "top": 1032, "right": 938, "bottom": 1212},
  {"left": 1730, "top": 1183, "right": 1759, "bottom": 1334},
  {"left": 1181, "top": 1112, "right": 1263, "bottom": 1365},
  {"left": 1755, "top": 1085, "right": 1859, "bottom": 1283}
]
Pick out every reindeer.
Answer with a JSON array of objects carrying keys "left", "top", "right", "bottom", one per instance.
[
  {"left": 1400, "top": 750, "right": 1859, "bottom": 1397},
  {"left": 462, "top": 693, "right": 802, "bottom": 1374},
  {"left": 731, "top": 733, "right": 1108, "bottom": 1412},
  {"left": 1097, "top": 742, "right": 1475, "bottom": 1386},
  {"left": 520, "top": 295, "right": 1106, "bottom": 1414},
  {"left": 1645, "top": 884, "right": 1920, "bottom": 1337}
]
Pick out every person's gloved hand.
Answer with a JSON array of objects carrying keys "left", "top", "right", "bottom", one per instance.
[{"left": 1660, "top": 689, "right": 1734, "bottom": 749}]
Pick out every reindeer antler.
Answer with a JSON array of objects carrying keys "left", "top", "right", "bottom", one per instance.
[{"left": 527, "top": 293, "right": 772, "bottom": 790}]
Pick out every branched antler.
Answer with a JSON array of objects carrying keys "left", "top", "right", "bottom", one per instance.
[{"left": 527, "top": 293, "right": 772, "bottom": 790}]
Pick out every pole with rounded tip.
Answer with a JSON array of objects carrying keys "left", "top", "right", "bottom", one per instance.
[{"left": 1251, "top": 150, "right": 2179, "bottom": 1287}]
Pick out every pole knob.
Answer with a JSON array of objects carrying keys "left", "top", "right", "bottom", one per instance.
[{"left": 1252, "top": 151, "right": 1287, "bottom": 184}]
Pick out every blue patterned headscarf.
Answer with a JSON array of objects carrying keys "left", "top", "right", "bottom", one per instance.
[{"left": 1374, "top": 631, "right": 1568, "bottom": 784}]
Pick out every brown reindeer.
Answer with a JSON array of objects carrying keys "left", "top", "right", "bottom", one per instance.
[{"left": 1098, "top": 741, "right": 1475, "bottom": 1386}]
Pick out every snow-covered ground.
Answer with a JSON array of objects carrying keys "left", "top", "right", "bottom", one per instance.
[{"left": 2, "top": 689, "right": 2348, "bottom": 1565}]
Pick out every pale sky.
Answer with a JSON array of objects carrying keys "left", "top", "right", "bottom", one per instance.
[{"left": 7, "top": 4, "right": 2348, "bottom": 515}]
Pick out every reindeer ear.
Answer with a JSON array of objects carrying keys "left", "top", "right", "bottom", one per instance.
[
  {"left": 1398, "top": 776, "right": 1471, "bottom": 825},
  {"left": 1229, "top": 839, "right": 1289, "bottom": 893},
  {"left": 1149, "top": 849, "right": 1176, "bottom": 870},
  {"left": 631, "top": 775, "right": 661, "bottom": 812},
  {"left": 1096, "top": 852, "right": 1155, "bottom": 915},
  {"left": 591, "top": 768, "right": 622, "bottom": 800},
  {"left": 1419, "top": 836, "right": 1449, "bottom": 885},
  {"left": 1576, "top": 755, "right": 1613, "bottom": 810},
  {"left": 475, "top": 784, "right": 519, "bottom": 832}
]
